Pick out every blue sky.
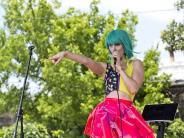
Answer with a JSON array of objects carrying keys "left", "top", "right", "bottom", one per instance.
[{"left": 0, "top": 0, "right": 183, "bottom": 61}]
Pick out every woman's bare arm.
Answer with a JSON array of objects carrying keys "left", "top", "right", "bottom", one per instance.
[
  {"left": 50, "top": 51, "right": 106, "bottom": 76},
  {"left": 116, "top": 59, "right": 144, "bottom": 94}
]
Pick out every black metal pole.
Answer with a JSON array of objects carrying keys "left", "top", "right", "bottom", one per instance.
[
  {"left": 114, "top": 62, "right": 123, "bottom": 136},
  {"left": 13, "top": 46, "right": 34, "bottom": 138},
  {"left": 157, "top": 122, "right": 166, "bottom": 138}
]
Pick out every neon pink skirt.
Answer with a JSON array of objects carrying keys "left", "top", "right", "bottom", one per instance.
[{"left": 84, "top": 98, "right": 155, "bottom": 138}]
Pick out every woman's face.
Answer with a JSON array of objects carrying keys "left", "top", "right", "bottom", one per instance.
[{"left": 109, "top": 43, "right": 125, "bottom": 60}]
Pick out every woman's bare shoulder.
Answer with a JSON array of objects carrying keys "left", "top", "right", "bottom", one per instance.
[
  {"left": 131, "top": 59, "right": 143, "bottom": 66},
  {"left": 130, "top": 59, "right": 144, "bottom": 72}
]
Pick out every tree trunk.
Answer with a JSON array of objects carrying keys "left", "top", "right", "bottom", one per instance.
[{"left": 169, "top": 47, "right": 175, "bottom": 62}]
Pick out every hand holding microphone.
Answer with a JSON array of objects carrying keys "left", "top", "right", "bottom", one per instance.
[
  {"left": 112, "top": 50, "right": 119, "bottom": 66},
  {"left": 112, "top": 51, "right": 122, "bottom": 72}
]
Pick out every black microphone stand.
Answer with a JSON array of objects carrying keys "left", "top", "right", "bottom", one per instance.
[
  {"left": 13, "top": 46, "right": 34, "bottom": 138},
  {"left": 157, "top": 122, "right": 168, "bottom": 138},
  {"left": 114, "top": 58, "right": 123, "bottom": 136}
]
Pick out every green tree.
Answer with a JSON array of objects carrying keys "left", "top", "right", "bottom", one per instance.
[
  {"left": 175, "top": 0, "right": 184, "bottom": 10},
  {"left": 135, "top": 48, "right": 171, "bottom": 111},
  {"left": 0, "top": 122, "right": 50, "bottom": 138},
  {"left": 159, "top": 0, "right": 184, "bottom": 137},
  {"left": 161, "top": 20, "right": 184, "bottom": 61},
  {"left": 160, "top": 0, "right": 184, "bottom": 61},
  {"left": 166, "top": 118, "right": 184, "bottom": 138},
  {"left": 1, "top": 0, "right": 183, "bottom": 137},
  {"left": 135, "top": 48, "right": 184, "bottom": 138},
  {"left": 0, "top": 0, "right": 138, "bottom": 137}
]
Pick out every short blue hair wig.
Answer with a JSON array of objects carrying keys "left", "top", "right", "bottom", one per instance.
[{"left": 105, "top": 29, "right": 133, "bottom": 59}]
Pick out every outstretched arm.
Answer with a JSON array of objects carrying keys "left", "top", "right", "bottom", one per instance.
[{"left": 50, "top": 51, "right": 106, "bottom": 76}]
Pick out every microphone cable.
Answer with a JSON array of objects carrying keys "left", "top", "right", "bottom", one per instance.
[{"left": 114, "top": 58, "right": 123, "bottom": 137}]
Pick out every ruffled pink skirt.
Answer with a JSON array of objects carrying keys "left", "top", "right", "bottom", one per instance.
[{"left": 84, "top": 98, "right": 155, "bottom": 138}]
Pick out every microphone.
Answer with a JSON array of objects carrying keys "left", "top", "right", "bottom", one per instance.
[
  {"left": 113, "top": 57, "right": 117, "bottom": 65},
  {"left": 28, "top": 45, "right": 35, "bottom": 55},
  {"left": 28, "top": 45, "right": 35, "bottom": 51}
]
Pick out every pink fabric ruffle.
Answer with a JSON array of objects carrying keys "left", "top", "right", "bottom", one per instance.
[{"left": 84, "top": 98, "right": 155, "bottom": 138}]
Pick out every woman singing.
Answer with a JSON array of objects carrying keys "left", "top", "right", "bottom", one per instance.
[{"left": 50, "top": 29, "right": 155, "bottom": 138}]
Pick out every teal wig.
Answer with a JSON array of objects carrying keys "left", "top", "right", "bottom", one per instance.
[{"left": 105, "top": 29, "right": 133, "bottom": 59}]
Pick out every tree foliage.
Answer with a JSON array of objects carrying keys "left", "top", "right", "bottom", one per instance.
[
  {"left": 160, "top": 0, "right": 184, "bottom": 61},
  {"left": 134, "top": 48, "right": 171, "bottom": 111},
  {"left": 0, "top": 122, "right": 50, "bottom": 138},
  {"left": 161, "top": 20, "right": 184, "bottom": 61},
  {"left": 175, "top": 0, "right": 184, "bottom": 10},
  {"left": 0, "top": 0, "right": 183, "bottom": 137},
  {"left": 0, "top": 0, "right": 138, "bottom": 137}
]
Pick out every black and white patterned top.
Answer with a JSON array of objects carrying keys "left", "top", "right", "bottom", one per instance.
[{"left": 104, "top": 63, "right": 120, "bottom": 95}]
